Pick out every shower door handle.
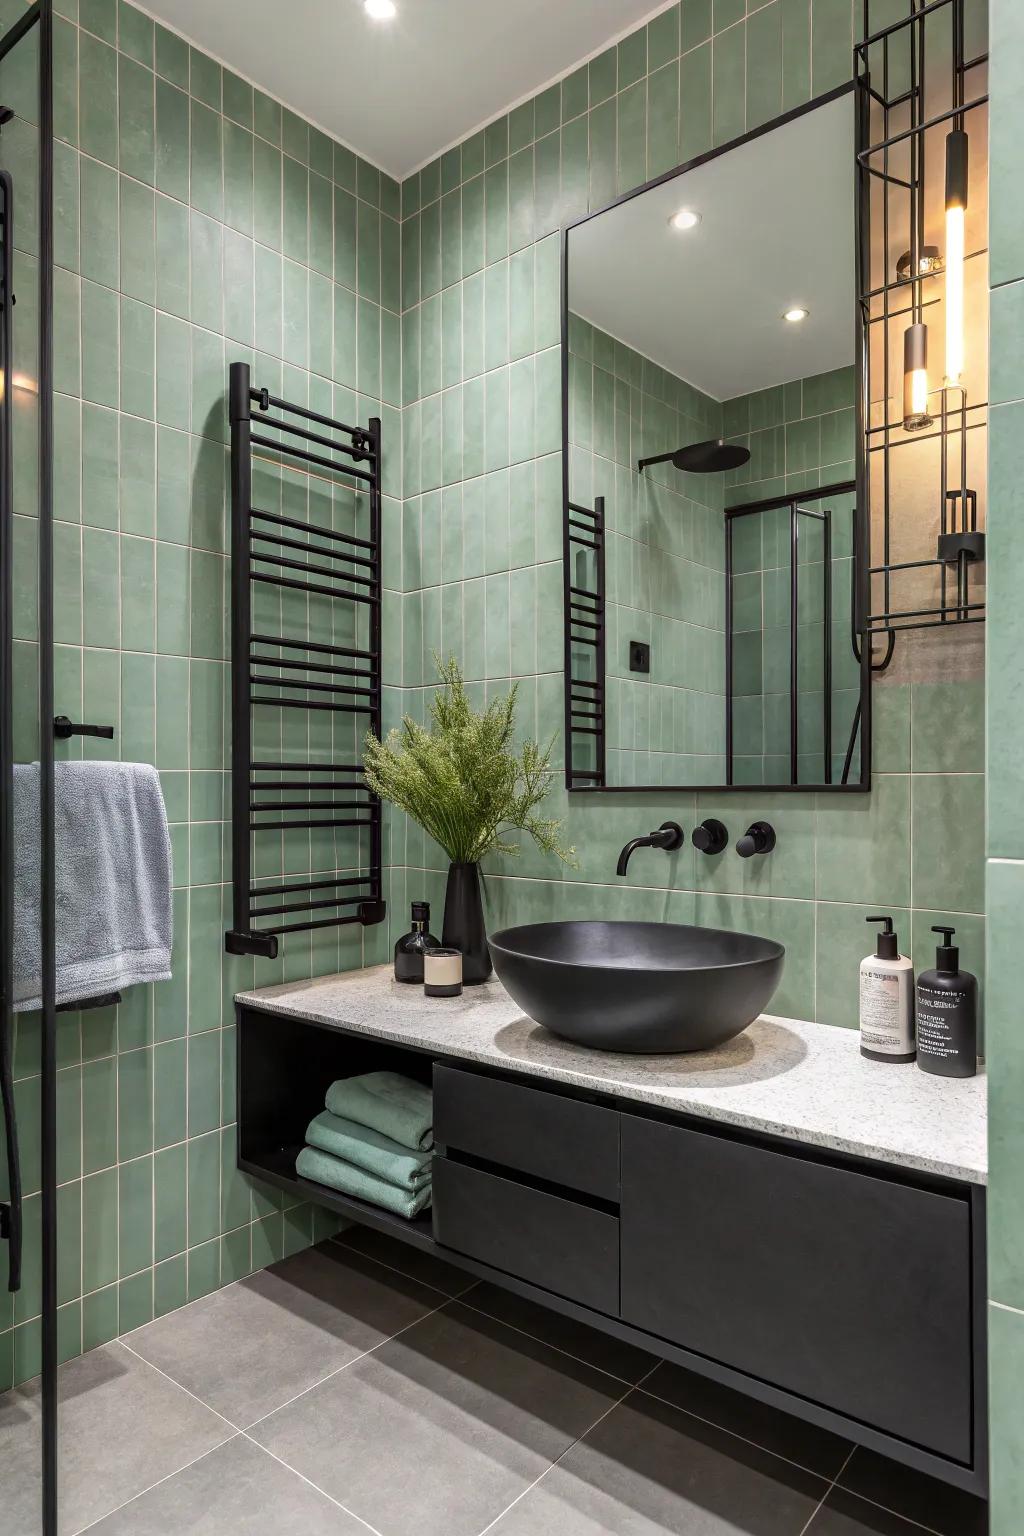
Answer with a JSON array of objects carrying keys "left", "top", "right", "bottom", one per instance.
[{"left": 0, "top": 168, "right": 21, "bottom": 1293}]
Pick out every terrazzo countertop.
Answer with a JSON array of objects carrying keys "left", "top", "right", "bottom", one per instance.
[{"left": 237, "top": 966, "right": 987, "bottom": 1185}]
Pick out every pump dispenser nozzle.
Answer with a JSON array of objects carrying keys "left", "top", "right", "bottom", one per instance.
[
  {"left": 866, "top": 915, "right": 898, "bottom": 960},
  {"left": 931, "top": 925, "right": 959, "bottom": 974}
]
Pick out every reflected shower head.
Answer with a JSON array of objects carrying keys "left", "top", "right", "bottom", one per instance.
[{"left": 638, "top": 439, "right": 751, "bottom": 476}]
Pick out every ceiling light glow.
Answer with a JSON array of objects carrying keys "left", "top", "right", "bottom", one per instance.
[
  {"left": 364, "top": 0, "right": 396, "bottom": 18},
  {"left": 783, "top": 307, "right": 809, "bottom": 323},
  {"left": 668, "top": 208, "right": 701, "bottom": 231}
]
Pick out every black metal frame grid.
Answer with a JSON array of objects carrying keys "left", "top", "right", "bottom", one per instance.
[
  {"left": 559, "top": 80, "right": 871, "bottom": 794},
  {"left": 225, "top": 361, "right": 385, "bottom": 960},
  {"left": 563, "top": 495, "right": 607, "bottom": 789},
  {"left": 856, "top": 0, "right": 988, "bottom": 637},
  {"left": 724, "top": 484, "right": 863, "bottom": 790}
]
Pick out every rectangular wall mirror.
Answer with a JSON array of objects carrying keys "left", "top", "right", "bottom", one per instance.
[{"left": 562, "top": 86, "right": 870, "bottom": 793}]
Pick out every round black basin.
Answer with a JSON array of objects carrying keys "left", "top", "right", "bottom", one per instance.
[{"left": 488, "top": 920, "right": 785, "bottom": 1054}]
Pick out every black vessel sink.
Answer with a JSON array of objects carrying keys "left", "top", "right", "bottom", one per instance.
[{"left": 488, "top": 920, "right": 785, "bottom": 1054}]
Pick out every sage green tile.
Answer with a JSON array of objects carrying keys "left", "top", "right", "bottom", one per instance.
[
  {"left": 154, "top": 77, "right": 189, "bottom": 202},
  {"left": 119, "top": 296, "right": 155, "bottom": 418},
  {"left": 154, "top": 1142, "right": 187, "bottom": 1261},
  {"left": 985, "top": 401, "right": 1024, "bottom": 853},
  {"left": 616, "top": 80, "right": 647, "bottom": 196},
  {"left": 534, "top": 84, "right": 560, "bottom": 142},
  {"left": 53, "top": 266, "right": 82, "bottom": 397},
  {"left": 560, "top": 117, "right": 587, "bottom": 225},
  {"left": 223, "top": 119, "right": 254, "bottom": 237},
  {"left": 82, "top": 1169, "right": 118, "bottom": 1291},
  {"left": 989, "top": 1304, "right": 1024, "bottom": 1530},
  {"left": 912, "top": 773, "right": 985, "bottom": 914},
  {"left": 119, "top": 175, "right": 154, "bottom": 304},
  {"left": 649, "top": 4, "right": 681, "bottom": 69},
  {"left": 187, "top": 1028, "right": 222, "bottom": 1137},
  {"left": 484, "top": 259, "right": 508, "bottom": 371},
  {"left": 811, "top": 0, "right": 852, "bottom": 95},
  {"left": 680, "top": 40, "right": 713, "bottom": 162},
  {"left": 118, "top": 55, "right": 155, "bottom": 185},
  {"left": 120, "top": 534, "right": 155, "bottom": 650},
  {"left": 533, "top": 130, "right": 560, "bottom": 238},
  {"left": 746, "top": 1, "right": 783, "bottom": 129},
  {"left": 187, "top": 1130, "right": 221, "bottom": 1247},
  {"left": 618, "top": 26, "right": 648, "bottom": 89},
  {"left": 988, "top": 860, "right": 1024, "bottom": 1310},
  {"left": 155, "top": 22, "right": 188, "bottom": 88},
  {"left": 80, "top": 32, "right": 118, "bottom": 167},
  {"left": 485, "top": 159, "right": 509, "bottom": 263},
  {"left": 253, "top": 87, "right": 281, "bottom": 147},
  {"left": 153, "top": 1255, "right": 188, "bottom": 1319},
  {"left": 54, "top": 393, "right": 82, "bottom": 521},
  {"left": 190, "top": 99, "right": 223, "bottom": 220},
  {"left": 189, "top": 45, "right": 221, "bottom": 109},
  {"left": 81, "top": 0, "right": 116, "bottom": 42},
  {"left": 118, "top": 1044, "right": 154, "bottom": 1161},
  {"left": 82, "top": 1287, "right": 119, "bottom": 1353},
  {"left": 815, "top": 773, "right": 911, "bottom": 907},
  {"left": 52, "top": 521, "right": 81, "bottom": 645},
  {"left": 253, "top": 244, "right": 282, "bottom": 357},
  {"left": 190, "top": 211, "right": 223, "bottom": 333},
  {"left": 589, "top": 98, "right": 616, "bottom": 210},
  {"left": 782, "top": 0, "right": 812, "bottom": 110},
  {"left": 588, "top": 45, "right": 617, "bottom": 110},
  {"left": 118, "top": 0, "right": 153, "bottom": 65},
  {"left": 282, "top": 153, "right": 308, "bottom": 263},
  {"left": 82, "top": 402, "right": 119, "bottom": 529},
  {"left": 118, "top": 1270, "right": 153, "bottom": 1333},
  {"left": 118, "top": 1154, "right": 153, "bottom": 1276},
  {"left": 222, "top": 68, "right": 253, "bottom": 129},
  {"left": 871, "top": 681, "right": 910, "bottom": 772},
  {"left": 712, "top": 16, "right": 745, "bottom": 146},
  {"left": 509, "top": 355, "right": 536, "bottom": 467},
  {"left": 156, "top": 312, "right": 191, "bottom": 432},
  {"left": 911, "top": 679, "right": 984, "bottom": 773},
  {"left": 54, "top": 16, "right": 80, "bottom": 148},
  {"left": 82, "top": 526, "right": 120, "bottom": 647},
  {"left": 54, "top": 139, "right": 80, "bottom": 273},
  {"left": 647, "top": 61, "right": 680, "bottom": 179}
]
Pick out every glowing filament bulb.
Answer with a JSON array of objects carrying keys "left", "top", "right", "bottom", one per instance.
[{"left": 944, "top": 130, "right": 968, "bottom": 388}]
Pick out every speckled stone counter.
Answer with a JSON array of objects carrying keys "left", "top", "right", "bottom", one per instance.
[{"left": 237, "top": 965, "right": 987, "bottom": 1185}]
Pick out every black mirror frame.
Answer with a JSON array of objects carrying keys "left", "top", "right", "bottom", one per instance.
[{"left": 559, "top": 79, "right": 872, "bottom": 796}]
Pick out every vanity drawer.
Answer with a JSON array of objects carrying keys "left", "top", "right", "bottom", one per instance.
[
  {"left": 433, "top": 1063, "right": 619, "bottom": 1200},
  {"left": 619, "top": 1115, "right": 974, "bottom": 1463},
  {"left": 433, "top": 1155, "right": 619, "bottom": 1314}
]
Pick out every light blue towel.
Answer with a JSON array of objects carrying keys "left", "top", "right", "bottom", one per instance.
[
  {"left": 12, "top": 762, "right": 173, "bottom": 1011},
  {"left": 296, "top": 1146, "right": 432, "bottom": 1219},
  {"left": 305, "top": 1110, "right": 431, "bottom": 1193},
  {"left": 325, "top": 1071, "right": 433, "bottom": 1152}
]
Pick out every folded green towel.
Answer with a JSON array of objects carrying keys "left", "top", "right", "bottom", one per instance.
[
  {"left": 305, "top": 1110, "right": 431, "bottom": 1193},
  {"left": 296, "top": 1145, "right": 432, "bottom": 1220},
  {"left": 324, "top": 1071, "right": 433, "bottom": 1152}
]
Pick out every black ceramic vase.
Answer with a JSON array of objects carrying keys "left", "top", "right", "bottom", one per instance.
[{"left": 442, "top": 862, "right": 491, "bottom": 984}]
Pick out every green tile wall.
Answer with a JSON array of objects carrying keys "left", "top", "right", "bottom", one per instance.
[
  {"left": 0, "top": 0, "right": 402, "bottom": 1388},
  {"left": 986, "top": 2, "right": 1023, "bottom": 1529}
]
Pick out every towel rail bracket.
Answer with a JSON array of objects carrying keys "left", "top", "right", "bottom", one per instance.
[{"left": 226, "top": 929, "right": 279, "bottom": 960}]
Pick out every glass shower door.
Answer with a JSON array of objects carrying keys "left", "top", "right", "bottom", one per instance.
[{"left": 0, "top": 3, "right": 56, "bottom": 1533}]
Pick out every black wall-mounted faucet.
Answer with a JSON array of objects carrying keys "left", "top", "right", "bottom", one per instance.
[
  {"left": 692, "top": 819, "right": 728, "bottom": 855},
  {"left": 737, "top": 821, "right": 776, "bottom": 858},
  {"left": 616, "top": 822, "right": 684, "bottom": 876}
]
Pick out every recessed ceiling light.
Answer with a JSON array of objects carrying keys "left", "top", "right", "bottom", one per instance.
[
  {"left": 364, "top": 0, "right": 396, "bottom": 18},
  {"left": 668, "top": 208, "right": 701, "bottom": 231},
  {"left": 783, "top": 306, "right": 810, "bottom": 323}
]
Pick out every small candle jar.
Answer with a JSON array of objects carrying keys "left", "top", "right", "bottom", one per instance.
[{"left": 424, "top": 947, "right": 463, "bottom": 998}]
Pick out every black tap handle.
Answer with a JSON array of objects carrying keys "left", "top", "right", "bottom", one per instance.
[
  {"left": 737, "top": 821, "right": 776, "bottom": 858},
  {"left": 54, "top": 716, "right": 115, "bottom": 741},
  {"left": 692, "top": 819, "right": 728, "bottom": 855}
]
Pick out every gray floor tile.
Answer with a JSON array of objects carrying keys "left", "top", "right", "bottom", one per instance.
[
  {"left": 0, "top": 1343, "right": 232, "bottom": 1536},
  {"left": 804, "top": 1485, "right": 969, "bottom": 1535},
  {"left": 331, "top": 1222, "right": 479, "bottom": 1296},
  {"left": 641, "top": 1359, "right": 854, "bottom": 1477},
  {"left": 488, "top": 1389, "right": 829, "bottom": 1536},
  {"left": 126, "top": 1240, "right": 445, "bottom": 1428},
  {"left": 464, "top": 1281, "right": 659, "bottom": 1384},
  {"left": 835, "top": 1448, "right": 988, "bottom": 1536},
  {"left": 252, "top": 1299, "right": 628, "bottom": 1536},
  {"left": 83, "top": 1433, "right": 371, "bottom": 1535}
]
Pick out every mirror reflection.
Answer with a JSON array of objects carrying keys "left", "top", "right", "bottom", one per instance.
[{"left": 564, "top": 91, "right": 868, "bottom": 791}]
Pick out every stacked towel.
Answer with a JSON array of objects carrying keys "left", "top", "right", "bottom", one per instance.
[{"left": 296, "top": 1071, "right": 433, "bottom": 1220}]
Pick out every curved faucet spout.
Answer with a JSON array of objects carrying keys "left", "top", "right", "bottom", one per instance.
[{"left": 615, "top": 821, "right": 685, "bottom": 876}]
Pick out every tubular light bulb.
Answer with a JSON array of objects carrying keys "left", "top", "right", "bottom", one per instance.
[
  {"left": 945, "top": 129, "right": 968, "bottom": 387},
  {"left": 903, "top": 322, "right": 931, "bottom": 430}
]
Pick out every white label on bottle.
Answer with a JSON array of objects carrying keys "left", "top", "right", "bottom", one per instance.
[{"left": 860, "top": 969, "right": 910, "bottom": 1052}]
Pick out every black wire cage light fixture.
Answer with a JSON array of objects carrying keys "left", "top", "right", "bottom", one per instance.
[{"left": 856, "top": 0, "right": 988, "bottom": 641}]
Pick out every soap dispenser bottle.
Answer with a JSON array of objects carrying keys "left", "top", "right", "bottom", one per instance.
[
  {"left": 394, "top": 901, "right": 440, "bottom": 983},
  {"left": 916, "top": 926, "right": 978, "bottom": 1078},
  {"left": 860, "top": 916, "right": 915, "bottom": 1062}
]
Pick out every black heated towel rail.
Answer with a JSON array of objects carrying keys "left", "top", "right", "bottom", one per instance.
[
  {"left": 225, "top": 362, "right": 386, "bottom": 960},
  {"left": 563, "top": 495, "right": 607, "bottom": 789}
]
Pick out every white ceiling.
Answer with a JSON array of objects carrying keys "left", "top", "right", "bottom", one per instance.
[
  {"left": 568, "top": 95, "right": 856, "bottom": 403},
  {"left": 141, "top": 0, "right": 663, "bottom": 179}
]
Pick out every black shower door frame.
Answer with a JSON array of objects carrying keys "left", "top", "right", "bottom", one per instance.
[{"left": 0, "top": 3, "right": 57, "bottom": 1533}]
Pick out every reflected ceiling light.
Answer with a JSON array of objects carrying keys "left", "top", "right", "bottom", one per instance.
[
  {"left": 668, "top": 207, "right": 701, "bottom": 231},
  {"left": 364, "top": 0, "right": 396, "bottom": 18},
  {"left": 782, "top": 307, "right": 809, "bottom": 323}
]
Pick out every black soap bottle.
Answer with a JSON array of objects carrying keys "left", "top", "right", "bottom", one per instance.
[
  {"left": 915, "top": 926, "right": 977, "bottom": 1078},
  {"left": 394, "top": 901, "right": 440, "bottom": 984}
]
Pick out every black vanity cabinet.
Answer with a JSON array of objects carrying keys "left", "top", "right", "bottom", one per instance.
[
  {"left": 618, "top": 1114, "right": 974, "bottom": 1464},
  {"left": 235, "top": 1005, "right": 987, "bottom": 1496}
]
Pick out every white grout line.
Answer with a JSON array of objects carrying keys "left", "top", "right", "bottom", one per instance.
[
  {"left": 796, "top": 1444, "right": 857, "bottom": 1536},
  {"left": 238, "top": 1436, "right": 388, "bottom": 1536}
]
